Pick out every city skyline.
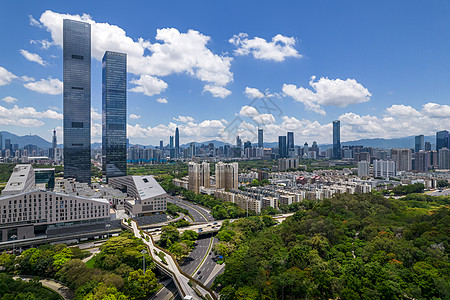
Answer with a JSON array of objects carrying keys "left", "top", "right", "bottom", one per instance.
[{"left": 1, "top": 1, "right": 450, "bottom": 146}]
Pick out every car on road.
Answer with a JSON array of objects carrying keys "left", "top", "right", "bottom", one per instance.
[
  {"left": 197, "top": 270, "right": 201, "bottom": 275},
  {"left": 198, "top": 275, "right": 203, "bottom": 280},
  {"left": 213, "top": 222, "right": 218, "bottom": 225}
]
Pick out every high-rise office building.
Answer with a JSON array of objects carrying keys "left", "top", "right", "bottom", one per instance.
[
  {"left": 50, "top": 128, "right": 57, "bottom": 160},
  {"left": 236, "top": 136, "right": 242, "bottom": 148},
  {"left": 436, "top": 130, "right": 449, "bottom": 155},
  {"left": 278, "top": 136, "right": 287, "bottom": 158},
  {"left": 175, "top": 127, "right": 180, "bottom": 158},
  {"left": 188, "top": 161, "right": 210, "bottom": 193},
  {"left": 102, "top": 51, "right": 127, "bottom": 182},
  {"left": 258, "top": 128, "right": 263, "bottom": 148},
  {"left": 0, "top": 132, "right": 2, "bottom": 150},
  {"left": 63, "top": 19, "right": 91, "bottom": 183},
  {"left": 169, "top": 136, "right": 174, "bottom": 158},
  {"left": 5, "top": 139, "right": 11, "bottom": 152},
  {"left": 391, "top": 148, "right": 412, "bottom": 172},
  {"left": 415, "top": 135, "right": 424, "bottom": 153},
  {"left": 333, "top": 120, "right": 341, "bottom": 159},
  {"left": 215, "top": 162, "right": 238, "bottom": 190},
  {"left": 287, "top": 132, "right": 294, "bottom": 150},
  {"left": 160, "top": 140, "right": 164, "bottom": 149},
  {"left": 425, "top": 141, "right": 432, "bottom": 151}
]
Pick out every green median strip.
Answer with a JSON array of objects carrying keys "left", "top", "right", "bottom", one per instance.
[{"left": 191, "top": 234, "right": 214, "bottom": 277}]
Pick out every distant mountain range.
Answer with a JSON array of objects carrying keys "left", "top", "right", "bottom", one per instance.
[{"left": 0, "top": 131, "right": 437, "bottom": 150}]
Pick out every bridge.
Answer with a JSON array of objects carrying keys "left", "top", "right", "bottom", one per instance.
[{"left": 122, "top": 218, "right": 217, "bottom": 300}]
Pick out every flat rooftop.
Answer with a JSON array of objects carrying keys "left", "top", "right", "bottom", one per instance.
[
  {"left": 2, "top": 164, "right": 33, "bottom": 194},
  {"left": 132, "top": 175, "right": 166, "bottom": 200}
]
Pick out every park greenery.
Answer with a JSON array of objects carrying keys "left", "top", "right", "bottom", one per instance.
[
  {"left": 213, "top": 192, "right": 450, "bottom": 300},
  {"left": 0, "top": 231, "right": 159, "bottom": 300},
  {"left": 158, "top": 225, "right": 199, "bottom": 261},
  {"left": 0, "top": 273, "right": 62, "bottom": 300}
]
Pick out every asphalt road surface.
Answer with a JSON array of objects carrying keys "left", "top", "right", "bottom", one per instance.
[
  {"left": 180, "top": 234, "right": 214, "bottom": 275},
  {"left": 429, "top": 189, "right": 450, "bottom": 196},
  {"left": 168, "top": 196, "right": 214, "bottom": 222}
]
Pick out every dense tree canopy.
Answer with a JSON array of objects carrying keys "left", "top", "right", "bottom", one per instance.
[{"left": 214, "top": 193, "right": 450, "bottom": 300}]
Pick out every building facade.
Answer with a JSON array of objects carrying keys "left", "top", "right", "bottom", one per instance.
[
  {"left": 215, "top": 162, "right": 239, "bottom": 190},
  {"left": 373, "top": 160, "right": 396, "bottom": 178},
  {"left": 63, "top": 19, "right": 91, "bottom": 183},
  {"left": 188, "top": 162, "right": 210, "bottom": 193},
  {"left": 391, "top": 148, "right": 412, "bottom": 172},
  {"left": 333, "top": 120, "right": 341, "bottom": 159}
]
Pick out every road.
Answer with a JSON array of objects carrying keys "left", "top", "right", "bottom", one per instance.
[
  {"left": 428, "top": 188, "right": 450, "bottom": 196},
  {"left": 167, "top": 196, "right": 214, "bottom": 222}
]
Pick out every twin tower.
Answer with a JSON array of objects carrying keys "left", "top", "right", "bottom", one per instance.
[{"left": 63, "top": 19, "right": 126, "bottom": 183}]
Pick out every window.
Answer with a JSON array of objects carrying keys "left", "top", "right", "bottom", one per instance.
[
  {"left": 72, "top": 54, "right": 84, "bottom": 60},
  {"left": 71, "top": 87, "right": 84, "bottom": 90},
  {"left": 72, "top": 122, "right": 84, "bottom": 128}
]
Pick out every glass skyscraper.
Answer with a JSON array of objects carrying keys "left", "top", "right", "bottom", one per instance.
[
  {"left": 287, "top": 132, "right": 294, "bottom": 150},
  {"left": 333, "top": 120, "right": 341, "bottom": 159},
  {"left": 436, "top": 130, "right": 449, "bottom": 154},
  {"left": 415, "top": 134, "right": 424, "bottom": 153},
  {"left": 258, "top": 128, "right": 263, "bottom": 148},
  {"left": 63, "top": 19, "right": 91, "bottom": 183},
  {"left": 175, "top": 127, "right": 180, "bottom": 158},
  {"left": 102, "top": 51, "right": 127, "bottom": 181},
  {"left": 278, "top": 136, "right": 287, "bottom": 158}
]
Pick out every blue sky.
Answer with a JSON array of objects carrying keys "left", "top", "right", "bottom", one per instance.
[{"left": 0, "top": 0, "right": 449, "bottom": 146}]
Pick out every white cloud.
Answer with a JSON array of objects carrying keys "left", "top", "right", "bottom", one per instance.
[
  {"left": 229, "top": 33, "right": 301, "bottom": 62},
  {"left": 385, "top": 104, "right": 421, "bottom": 117},
  {"left": 0, "top": 104, "right": 62, "bottom": 128},
  {"left": 244, "top": 87, "right": 265, "bottom": 99},
  {"left": 19, "top": 49, "right": 46, "bottom": 66},
  {"left": 421, "top": 102, "right": 450, "bottom": 118},
  {"left": 239, "top": 105, "right": 259, "bottom": 117},
  {"left": 174, "top": 116, "right": 194, "bottom": 123},
  {"left": 2, "top": 96, "right": 18, "bottom": 103},
  {"left": 203, "top": 85, "right": 231, "bottom": 98},
  {"left": 282, "top": 76, "right": 372, "bottom": 115},
  {"left": 156, "top": 98, "right": 168, "bottom": 104},
  {"left": 30, "top": 39, "right": 52, "bottom": 49},
  {"left": 21, "top": 75, "right": 35, "bottom": 82},
  {"left": 129, "top": 75, "right": 168, "bottom": 96},
  {"left": 23, "top": 77, "right": 62, "bottom": 95},
  {"left": 29, "top": 15, "right": 42, "bottom": 28},
  {"left": 0, "top": 66, "right": 17, "bottom": 86},
  {"left": 91, "top": 107, "right": 102, "bottom": 121},
  {"left": 252, "top": 113, "right": 275, "bottom": 124},
  {"left": 37, "top": 11, "right": 233, "bottom": 96},
  {"left": 129, "top": 113, "right": 141, "bottom": 119}
]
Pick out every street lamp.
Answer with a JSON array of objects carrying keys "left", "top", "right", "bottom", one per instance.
[
  {"left": 11, "top": 235, "right": 17, "bottom": 254},
  {"left": 141, "top": 249, "right": 147, "bottom": 275},
  {"left": 106, "top": 223, "right": 111, "bottom": 239}
]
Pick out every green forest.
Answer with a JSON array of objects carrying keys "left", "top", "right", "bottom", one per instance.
[
  {"left": 214, "top": 193, "right": 450, "bottom": 300},
  {"left": 0, "top": 231, "right": 159, "bottom": 300}
]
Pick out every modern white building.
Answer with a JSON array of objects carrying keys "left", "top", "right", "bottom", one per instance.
[
  {"left": 109, "top": 175, "right": 167, "bottom": 217},
  {"left": 2, "top": 165, "right": 36, "bottom": 196},
  {"left": 373, "top": 160, "right": 396, "bottom": 178},
  {"left": 357, "top": 161, "right": 370, "bottom": 177}
]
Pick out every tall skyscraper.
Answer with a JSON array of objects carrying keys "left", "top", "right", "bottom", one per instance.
[
  {"left": 169, "top": 136, "right": 174, "bottom": 158},
  {"left": 436, "top": 130, "right": 449, "bottom": 154},
  {"left": 5, "top": 139, "right": 11, "bottom": 152},
  {"left": 102, "top": 51, "right": 127, "bottom": 182},
  {"left": 414, "top": 151, "right": 430, "bottom": 172},
  {"left": 50, "top": 128, "right": 57, "bottom": 160},
  {"left": 258, "top": 128, "right": 263, "bottom": 148},
  {"left": 175, "top": 127, "right": 180, "bottom": 158},
  {"left": 415, "top": 135, "right": 424, "bottom": 153},
  {"left": 63, "top": 19, "right": 91, "bottom": 183},
  {"left": 160, "top": 140, "right": 164, "bottom": 149},
  {"left": 0, "top": 132, "right": 2, "bottom": 150},
  {"left": 438, "top": 148, "right": 450, "bottom": 169},
  {"left": 287, "top": 132, "right": 294, "bottom": 150},
  {"left": 278, "top": 136, "right": 287, "bottom": 158},
  {"left": 425, "top": 141, "right": 432, "bottom": 151},
  {"left": 332, "top": 120, "right": 341, "bottom": 159}
]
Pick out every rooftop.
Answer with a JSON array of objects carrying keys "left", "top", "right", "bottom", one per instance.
[
  {"left": 132, "top": 175, "right": 166, "bottom": 200},
  {"left": 2, "top": 164, "right": 34, "bottom": 195}
]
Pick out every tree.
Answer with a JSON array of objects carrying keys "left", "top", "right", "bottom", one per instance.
[
  {"left": 160, "top": 225, "right": 180, "bottom": 247},
  {"left": 123, "top": 269, "right": 158, "bottom": 299},
  {"left": 181, "top": 230, "right": 198, "bottom": 242}
]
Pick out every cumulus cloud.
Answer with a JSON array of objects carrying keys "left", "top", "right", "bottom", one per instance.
[
  {"left": 385, "top": 104, "right": 421, "bottom": 117},
  {"left": 37, "top": 10, "right": 233, "bottom": 97},
  {"left": 129, "top": 75, "right": 168, "bottom": 96},
  {"left": 244, "top": 87, "right": 265, "bottom": 99},
  {"left": 19, "top": 49, "right": 46, "bottom": 66},
  {"left": 2, "top": 96, "right": 18, "bottom": 103},
  {"left": 156, "top": 98, "right": 168, "bottom": 104},
  {"left": 239, "top": 105, "right": 260, "bottom": 117},
  {"left": 21, "top": 75, "right": 35, "bottom": 82},
  {"left": 252, "top": 113, "right": 275, "bottom": 124},
  {"left": 203, "top": 85, "right": 231, "bottom": 98},
  {"left": 23, "top": 77, "right": 62, "bottom": 95},
  {"left": 421, "top": 102, "right": 450, "bottom": 118},
  {"left": 129, "top": 113, "right": 141, "bottom": 119},
  {"left": 91, "top": 107, "right": 102, "bottom": 121},
  {"left": 0, "top": 66, "right": 17, "bottom": 86},
  {"left": 229, "top": 33, "right": 301, "bottom": 62},
  {"left": 282, "top": 76, "right": 372, "bottom": 115},
  {"left": 174, "top": 116, "right": 194, "bottom": 123},
  {"left": 0, "top": 104, "right": 62, "bottom": 128}
]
